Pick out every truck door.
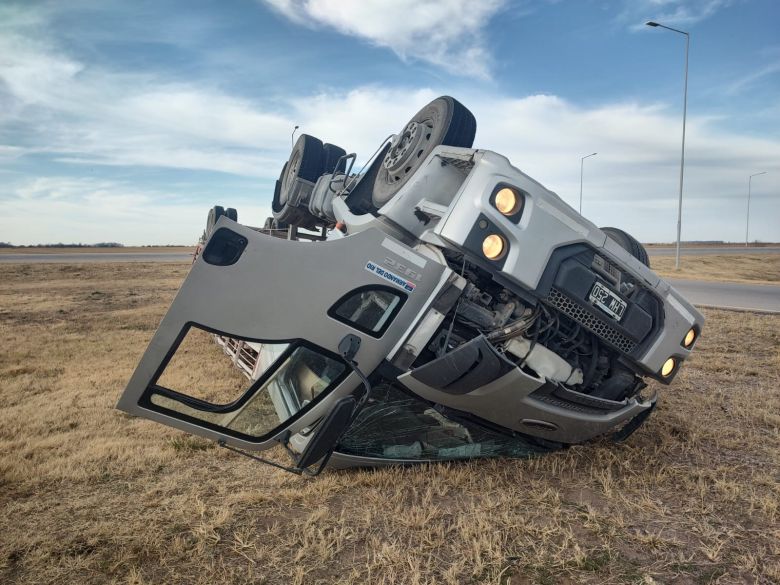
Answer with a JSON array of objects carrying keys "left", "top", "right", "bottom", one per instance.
[{"left": 116, "top": 219, "right": 447, "bottom": 452}]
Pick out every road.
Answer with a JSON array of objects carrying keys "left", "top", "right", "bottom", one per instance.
[
  {"left": 647, "top": 246, "right": 780, "bottom": 256},
  {"left": 668, "top": 278, "right": 780, "bottom": 313},
  {"left": 0, "top": 252, "right": 192, "bottom": 263}
]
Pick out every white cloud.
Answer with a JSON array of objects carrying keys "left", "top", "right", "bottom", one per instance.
[
  {"left": 623, "top": 0, "right": 734, "bottom": 30},
  {"left": 261, "top": 0, "right": 505, "bottom": 79},
  {"left": 1, "top": 177, "right": 272, "bottom": 246},
  {"left": 4, "top": 84, "right": 779, "bottom": 244},
  {"left": 0, "top": 27, "right": 294, "bottom": 178},
  {"left": 725, "top": 60, "right": 780, "bottom": 95}
]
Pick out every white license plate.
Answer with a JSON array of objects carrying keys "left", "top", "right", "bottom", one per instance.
[{"left": 588, "top": 281, "right": 627, "bottom": 321}]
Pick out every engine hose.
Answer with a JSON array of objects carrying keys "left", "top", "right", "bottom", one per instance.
[{"left": 485, "top": 307, "right": 540, "bottom": 342}]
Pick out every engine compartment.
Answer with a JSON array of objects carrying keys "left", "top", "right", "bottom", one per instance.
[{"left": 408, "top": 248, "right": 652, "bottom": 405}]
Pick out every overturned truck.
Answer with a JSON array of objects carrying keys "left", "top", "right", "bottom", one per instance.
[{"left": 117, "top": 96, "right": 703, "bottom": 475}]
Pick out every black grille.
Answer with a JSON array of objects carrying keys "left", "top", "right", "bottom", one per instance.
[{"left": 546, "top": 287, "right": 636, "bottom": 354}]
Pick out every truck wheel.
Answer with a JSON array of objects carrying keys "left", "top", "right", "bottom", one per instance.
[
  {"left": 323, "top": 143, "right": 347, "bottom": 174},
  {"left": 206, "top": 205, "right": 226, "bottom": 235},
  {"left": 601, "top": 227, "right": 649, "bottom": 267},
  {"left": 372, "top": 96, "right": 476, "bottom": 208},
  {"left": 271, "top": 163, "right": 287, "bottom": 215},
  {"left": 226, "top": 208, "right": 238, "bottom": 222},
  {"left": 280, "top": 134, "right": 324, "bottom": 205}
]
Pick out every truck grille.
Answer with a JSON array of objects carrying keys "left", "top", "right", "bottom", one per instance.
[{"left": 546, "top": 288, "right": 637, "bottom": 354}]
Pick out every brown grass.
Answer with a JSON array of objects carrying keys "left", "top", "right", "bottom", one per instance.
[
  {"left": 651, "top": 253, "right": 780, "bottom": 285},
  {"left": 1, "top": 262, "right": 779, "bottom": 584}
]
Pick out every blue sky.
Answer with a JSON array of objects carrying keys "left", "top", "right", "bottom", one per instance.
[{"left": 1, "top": 0, "right": 778, "bottom": 245}]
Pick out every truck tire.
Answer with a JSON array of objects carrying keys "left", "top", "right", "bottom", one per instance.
[
  {"left": 271, "top": 163, "right": 287, "bottom": 215},
  {"left": 206, "top": 205, "right": 226, "bottom": 236},
  {"left": 372, "top": 96, "right": 476, "bottom": 208},
  {"left": 323, "top": 143, "right": 347, "bottom": 174},
  {"left": 601, "top": 227, "right": 649, "bottom": 267},
  {"left": 280, "top": 134, "right": 324, "bottom": 205},
  {"left": 226, "top": 207, "right": 238, "bottom": 222}
]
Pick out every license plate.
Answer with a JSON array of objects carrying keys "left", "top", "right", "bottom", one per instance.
[{"left": 588, "top": 281, "right": 627, "bottom": 321}]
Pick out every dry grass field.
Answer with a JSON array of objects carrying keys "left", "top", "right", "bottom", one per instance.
[
  {"left": 1, "top": 262, "right": 779, "bottom": 584},
  {"left": 651, "top": 254, "right": 780, "bottom": 285}
]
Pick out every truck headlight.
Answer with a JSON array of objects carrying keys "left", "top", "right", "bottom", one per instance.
[
  {"left": 683, "top": 328, "right": 696, "bottom": 348},
  {"left": 482, "top": 234, "right": 506, "bottom": 260},
  {"left": 661, "top": 357, "right": 676, "bottom": 377},
  {"left": 494, "top": 187, "right": 521, "bottom": 216}
]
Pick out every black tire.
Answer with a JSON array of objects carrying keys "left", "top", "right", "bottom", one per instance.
[
  {"left": 323, "top": 143, "right": 347, "bottom": 174},
  {"left": 206, "top": 205, "right": 226, "bottom": 235},
  {"left": 601, "top": 227, "right": 649, "bottom": 266},
  {"left": 280, "top": 134, "right": 324, "bottom": 205},
  {"left": 372, "top": 96, "right": 476, "bottom": 207},
  {"left": 226, "top": 207, "right": 238, "bottom": 222},
  {"left": 271, "top": 163, "right": 287, "bottom": 214}
]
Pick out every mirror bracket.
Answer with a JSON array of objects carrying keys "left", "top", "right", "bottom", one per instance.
[{"left": 338, "top": 334, "right": 361, "bottom": 362}]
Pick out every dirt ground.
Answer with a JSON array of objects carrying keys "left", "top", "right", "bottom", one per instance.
[
  {"left": 651, "top": 254, "right": 780, "bottom": 285},
  {"left": 1, "top": 262, "right": 778, "bottom": 584}
]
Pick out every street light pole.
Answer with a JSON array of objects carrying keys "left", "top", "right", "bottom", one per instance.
[
  {"left": 579, "top": 152, "right": 597, "bottom": 214},
  {"left": 745, "top": 171, "right": 767, "bottom": 247},
  {"left": 646, "top": 21, "right": 689, "bottom": 270},
  {"left": 291, "top": 125, "right": 299, "bottom": 148}
]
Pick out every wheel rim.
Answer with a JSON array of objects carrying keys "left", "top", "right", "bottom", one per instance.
[{"left": 381, "top": 117, "right": 434, "bottom": 184}]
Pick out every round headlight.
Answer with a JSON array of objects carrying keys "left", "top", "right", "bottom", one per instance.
[
  {"left": 495, "top": 187, "right": 520, "bottom": 216},
  {"left": 683, "top": 328, "right": 696, "bottom": 348},
  {"left": 482, "top": 234, "right": 506, "bottom": 260},
  {"left": 661, "top": 357, "right": 676, "bottom": 377}
]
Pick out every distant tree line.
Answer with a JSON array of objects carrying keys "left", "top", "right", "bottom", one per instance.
[{"left": 0, "top": 242, "right": 125, "bottom": 248}]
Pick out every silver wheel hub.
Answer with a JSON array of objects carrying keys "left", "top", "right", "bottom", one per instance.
[{"left": 383, "top": 121, "right": 421, "bottom": 172}]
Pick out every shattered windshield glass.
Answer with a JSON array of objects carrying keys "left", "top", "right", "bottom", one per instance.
[{"left": 337, "top": 385, "right": 554, "bottom": 460}]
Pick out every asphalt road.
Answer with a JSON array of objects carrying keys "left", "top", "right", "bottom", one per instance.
[
  {"left": 668, "top": 278, "right": 780, "bottom": 313},
  {"left": 647, "top": 246, "right": 780, "bottom": 256},
  {"left": 0, "top": 252, "right": 192, "bottom": 263}
]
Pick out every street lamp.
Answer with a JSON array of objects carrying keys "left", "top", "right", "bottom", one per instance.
[
  {"left": 291, "top": 125, "right": 299, "bottom": 148},
  {"left": 579, "top": 152, "right": 597, "bottom": 214},
  {"left": 646, "top": 20, "right": 689, "bottom": 270},
  {"left": 745, "top": 171, "right": 767, "bottom": 247}
]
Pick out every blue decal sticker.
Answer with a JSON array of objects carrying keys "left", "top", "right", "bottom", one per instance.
[{"left": 365, "top": 261, "right": 416, "bottom": 292}]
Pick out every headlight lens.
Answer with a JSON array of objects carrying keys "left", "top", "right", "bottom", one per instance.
[
  {"left": 482, "top": 234, "right": 506, "bottom": 260},
  {"left": 683, "top": 328, "right": 696, "bottom": 348},
  {"left": 495, "top": 187, "right": 520, "bottom": 216},
  {"left": 661, "top": 357, "right": 676, "bottom": 377}
]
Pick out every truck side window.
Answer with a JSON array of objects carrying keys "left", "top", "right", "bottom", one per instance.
[
  {"left": 142, "top": 325, "right": 347, "bottom": 441},
  {"left": 328, "top": 287, "right": 405, "bottom": 337}
]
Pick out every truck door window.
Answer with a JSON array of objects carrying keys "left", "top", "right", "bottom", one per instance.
[
  {"left": 142, "top": 325, "right": 347, "bottom": 441},
  {"left": 329, "top": 286, "right": 405, "bottom": 337}
]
